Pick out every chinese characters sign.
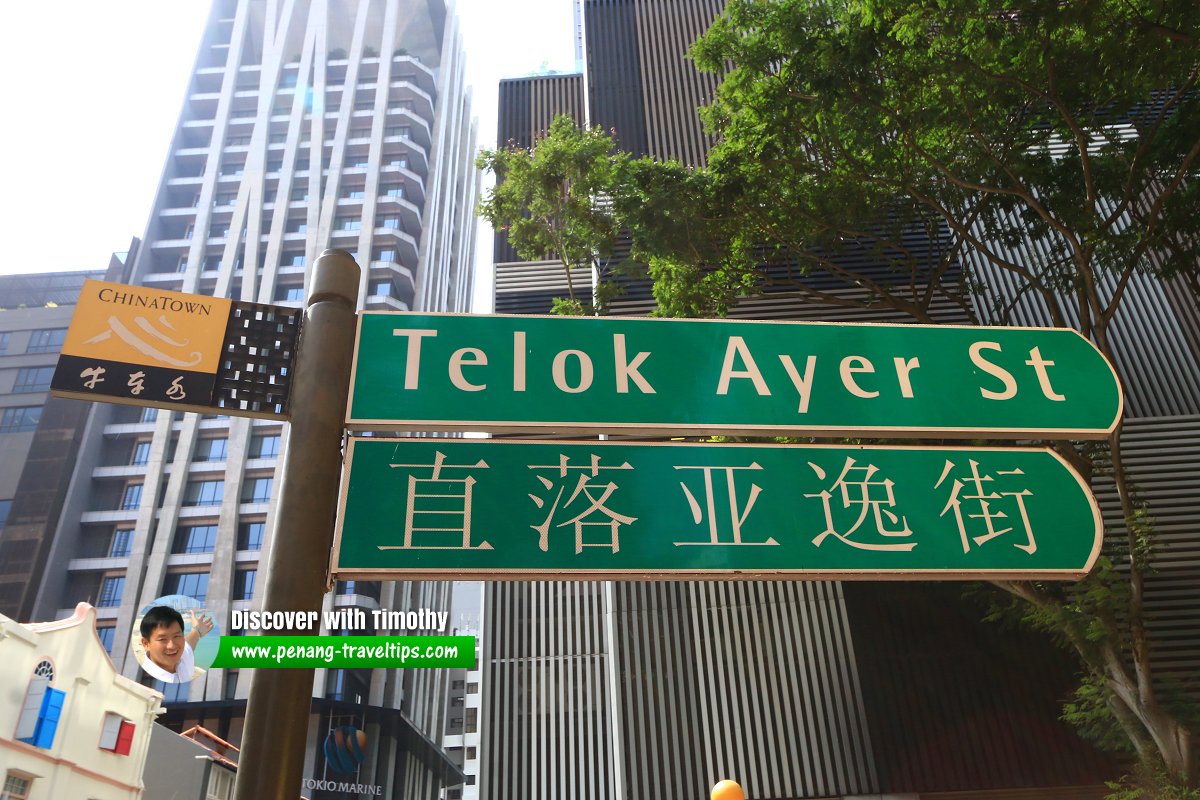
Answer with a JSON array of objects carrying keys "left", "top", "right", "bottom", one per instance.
[
  {"left": 51, "top": 280, "right": 299, "bottom": 419},
  {"left": 347, "top": 313, "right": 1122, "bottom": 439},
  {"left": 333, "top": 439, "right": 1102, "bottom": 580}
]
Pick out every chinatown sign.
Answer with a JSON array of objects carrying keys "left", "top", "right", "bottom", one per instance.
[
  {"left": 346, "top": 313, "right": 1122, "bottom": 439},
  {"left": 50, "top": 279, "right": 298, "bottom": 419},
  {"left": 332, "top": 439, "right": 1103, "bottom": 580}
]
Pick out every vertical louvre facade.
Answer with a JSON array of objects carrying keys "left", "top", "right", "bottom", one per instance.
[
  {"left": 25, "top": 0, "right": 477, "bottom": 796},
  {"left": 585, "top": 0, "right": 722, "bottom": 167}
]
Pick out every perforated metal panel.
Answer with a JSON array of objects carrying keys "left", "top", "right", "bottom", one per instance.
[{"left": 213, "top": 301, "right": 302, "bottom": 419}]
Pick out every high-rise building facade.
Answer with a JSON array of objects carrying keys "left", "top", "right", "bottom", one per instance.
[
  {"left": 0, "top": 267, "right": 109, "bottom": 622},
  {"left": 480, "top": 2, "right": 1200, "bottom": 799},
  {"left": 19, "top": 1, "right": 478, "bottom": 797}
]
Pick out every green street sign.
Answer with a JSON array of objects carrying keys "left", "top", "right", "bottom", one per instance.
[
  {"left": 346, "top": 313, "right": 1122, "bottom": 439},
  {"left": 333, "top": 439, "right": 1102, "bottom": 580}
]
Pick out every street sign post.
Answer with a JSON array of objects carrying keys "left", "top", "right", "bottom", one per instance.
[
  {"left": 346, "top": 313, "right": 1122, "bottom": 439},
  {"left": 333, "top": 438, "right": 1102, "bottom": 581}
]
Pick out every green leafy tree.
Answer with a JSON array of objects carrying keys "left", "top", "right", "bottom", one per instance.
[
  {"left": 654, "top": 0, "right": 1200, "bottom": 788},
  {"left": 476, "top": 115, "right": 627, "bottom": 315},
  {"left": 477, "top": 1, "right": 1200, "bottom": 789}
]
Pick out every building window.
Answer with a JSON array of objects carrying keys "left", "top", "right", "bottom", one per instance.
[
  {"left": 233, "top": 568, "right": 257, "bottom": 600},
  {"left": 466, "top": 745, "right": 477, "bottom": 759},
  {"left": 238, "top": 521, "right": 265, "bottom": 551},
  {"left": 370, "top": 281, "right": 395, "bottom": 298},
  {"left": 283, "top": 252, "right": 305, "bottom": 267},
  {"left": 385, "top": 126, "right": 411, "bottom": 139},
  {"left": 342, "top": 189, "right": 366, "bottom": 200},
  {"left": 387, "top": 156, "right": 409, "bottom": 169},
  {"left": 241, "top": 477, "right": 273, "bottom": 504},
  {"left": 163, "top": 571, "right": 209, "bottom": 603},
  {"left": 290, "top": 188, "right": 309, "bottom": 201},
  {"left": 0, "top": 499, "right": 11, "bottom": 528},
  {"left": 0, "top": 407, "right": 41, "bottom": 433},
  {"left": 110, "top": 529, "right": 133, "bottom": 557},
  {"left": 350, "top": 128, "right": 372, "bottom": 139},
  {"left": 226, "top": 135, "right": 251, "bottom": 147},
  {"left": 374, "top": 248, "right": 397, "bottom": 262},
  {"left": 382, "top": 184, "right": 405, "bottom": 199},
  {"left": 13, "top": 367, "right": 54, "bottom": 393},
  {"left": 223, "top": 671, "right": 240, "bottom": 700},
  {"left": 98, "top": 576, "right": 125, "bottom": 607},
  {"left": 465, "top": 708, "right": 477, "bottom": 733},
  {"left": 194, "top": 437, "right": 228, "bottom": 462},
  {"left": 173, "top": 525, "right": 218, "bottom": 554},
  {"left": 183, "top": 480, "right": 224, "bottom": 506},
  {"left": 96, "top": 626, "right": 116, "bottom": 654},
  {"left": 3, "top": 772, "right": 33, "bottom": 799},
  {"left": 275, "top": 285, "right": 305, "bottom": 302},
  {"left": 249, "top": 434, "right": 281, "bottom": 458},
  {"left": 285, "top": 220, "right": 307, "bottom": 234},
  {"left": 176, "top": 255, "right": 190, "bottom": 272},
  {"left": 15, "top": 686, "right": 65, "bottom": 753},
  {"left": 15, "top": 674, "right": 66, "bottom": 751},
  {"left": 0, "top": 332, "right": 9, "bottom": 354},
  {"left": 466, "top": 682, "right": 479, "bottom": 694},
  {"left": 141, "top": 407, "right": 158, "bottom": 423},
  {"left": 335, "top": 217, "right": 362, "bottom": 231},
  {"left": 131, "top": 441, "right": 152, "bottom": 465},
  {"left": 119, "top": 483, "right": 143, "bottom": 511},
  {"left": 98, "top": 712, "right": 136, "bottom": 755},
  {"left": 379, "top": 215, "right": 401, "bottom": 230},
  {"left": 214, "top": 192, "right": 237, "bottom": 206},
  {"left": 25, "top": 328, "right": 68, "bottom": 353},
  {"left": 157, "top": 680, "right": 189, "bottom": 703},
  {"left": 325, "top": 669, "right": 366, "bottom": 704}
]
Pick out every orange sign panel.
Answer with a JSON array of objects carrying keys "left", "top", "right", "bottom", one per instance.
[{"left": 60, "top": 280, "right": 232, "bottom": 373}]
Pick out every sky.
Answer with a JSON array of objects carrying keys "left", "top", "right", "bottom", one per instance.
[{"left": 0, "top": 0, "right": 577, "bottom": 312}]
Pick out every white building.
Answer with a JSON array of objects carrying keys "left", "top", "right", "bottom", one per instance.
[{"left": 0, "top": 602, "right": 163, "bottom": 800}]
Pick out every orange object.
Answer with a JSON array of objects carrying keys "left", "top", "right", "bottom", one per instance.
[{"left": 711, "top": 779, "right": 745, "bottom": 800}]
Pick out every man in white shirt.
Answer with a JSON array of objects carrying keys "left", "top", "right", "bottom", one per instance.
[{"left": 139, "top": 606, "right": 214, "bottom": 684}]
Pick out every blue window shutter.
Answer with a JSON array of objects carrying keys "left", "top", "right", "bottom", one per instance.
[{"left": 32, "top": 687, "right": 66, "bottom": 748}]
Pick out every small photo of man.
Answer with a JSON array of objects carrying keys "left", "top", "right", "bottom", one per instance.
[{"left": 138, "top": 605, "right": 214, "bottom": 684}]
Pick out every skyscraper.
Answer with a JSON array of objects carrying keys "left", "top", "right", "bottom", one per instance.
[
  {"left": 0, "top": 267, "right": 108, "bottom": 622},
  {"left": 480, "top": 2, "right": 1200, "bottom": 799},
  {"left": 19, "top": 0, "right": 478, "bottom": 796}
]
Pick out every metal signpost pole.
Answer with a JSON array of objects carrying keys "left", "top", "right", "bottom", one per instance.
[{"left": 233, "top": 250, "right": 360, "bottom": 800}]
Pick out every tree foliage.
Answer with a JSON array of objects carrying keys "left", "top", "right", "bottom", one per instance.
[
  {"left": 476, "top": 0, "right": 1200, "bottom": 788},
  {"left": 667, "top": 2, "right": 1200, "bottom": 789},
  {"left": 476, "top": 115, "right": 627, "bottom": 314}
]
